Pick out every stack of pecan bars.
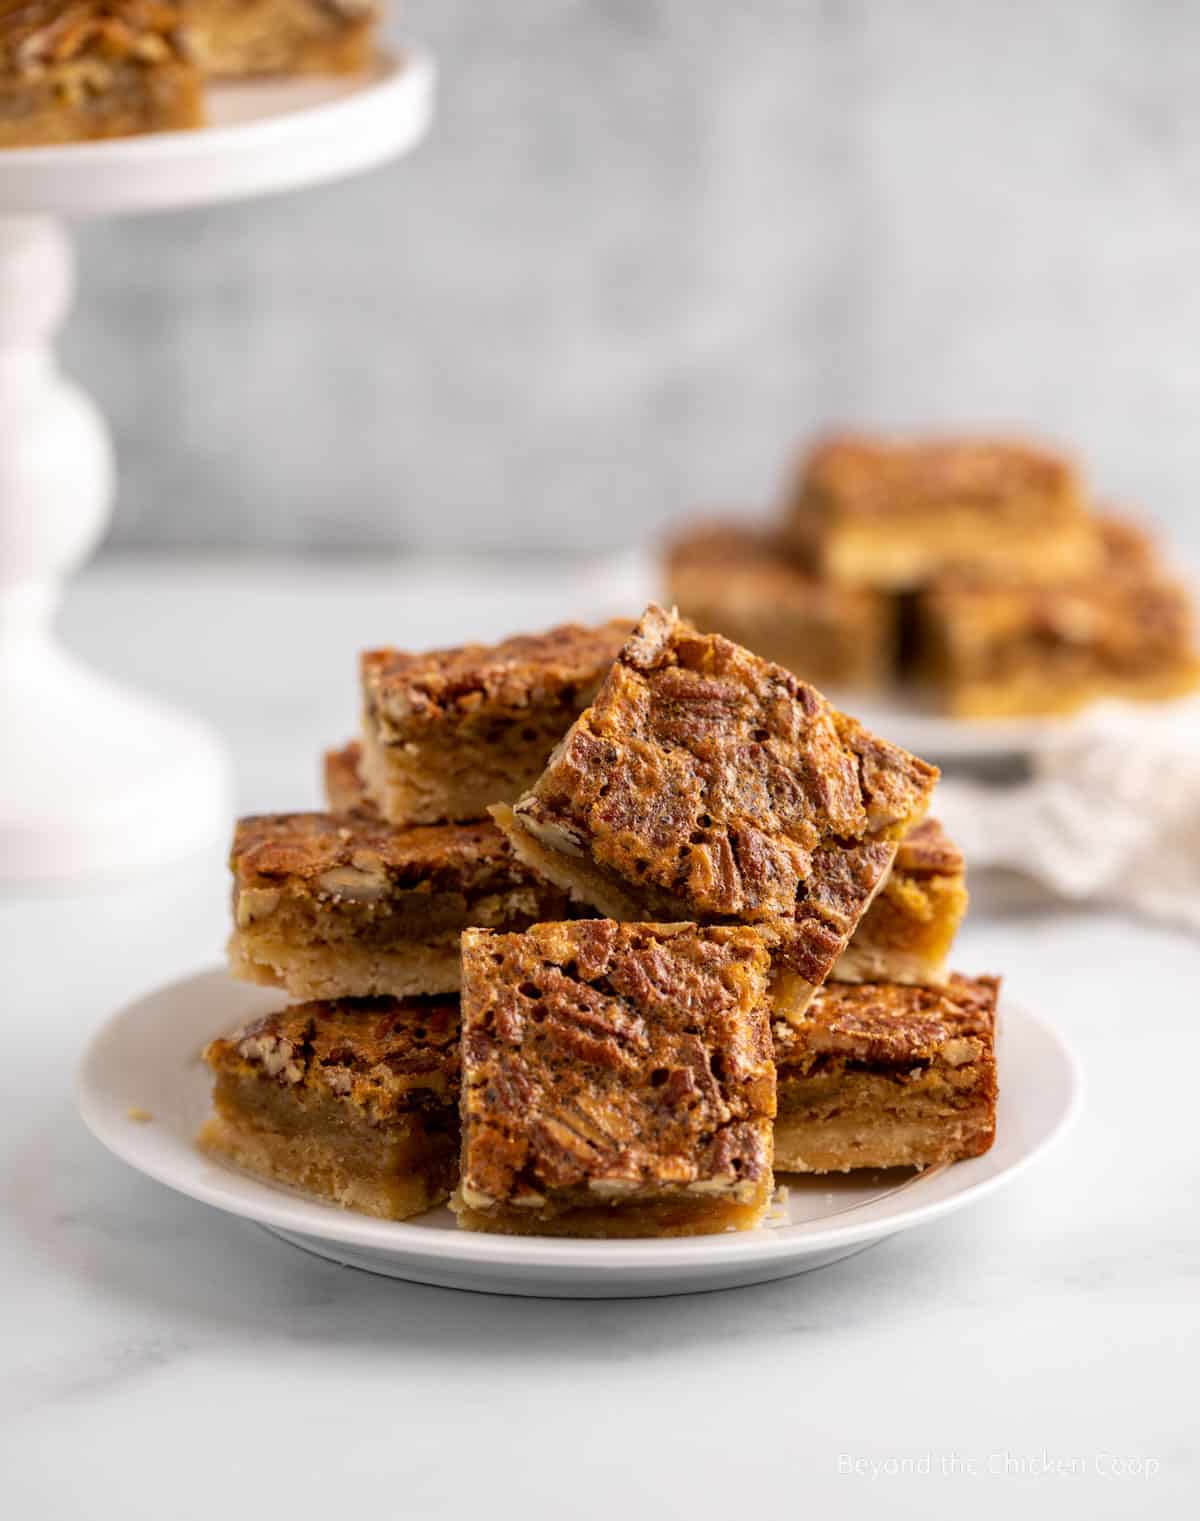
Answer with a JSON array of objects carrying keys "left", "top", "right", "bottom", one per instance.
[
  {"left": 667, "top": 434, "right": 1199, "bottom": 717},
  {"left": 201, "top": 606, "right": 999, "bottom": 1238}
]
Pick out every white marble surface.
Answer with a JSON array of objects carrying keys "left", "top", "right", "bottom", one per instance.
[{"left": 3, "top": 556, "right": 1198, "bottom": 1518}]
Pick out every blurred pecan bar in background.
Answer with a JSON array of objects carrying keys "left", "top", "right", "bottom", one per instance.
[
  {"left": 454, "top": 920, "right": 777, "bottom": 1238},
  {"left": 0, "top": 1, "right": 202, "bottom": 145},
  {"left": 494, "top": 605, "right": 938, "bottom": 1022},
  {"left": 200, "top": 996, "right": 460, "bottom": 1219},
  {"left": 785, "top": 434, "right": 1101, "bottom": 590},
  {"left": 323, "top": 739, "right": 373, "bottom": 815},
  {"left": 832, "top": 818, "right": 967, "bottom": 986},
  {"left": 664, "top": 519, "right": 896, "bottom": 691},
  {"left": 919, "top": 514, "right": 1200, "bottom": 717},
  {"left": 228, "top": 811, "right": 570, "bottom": 999},
  {"left": 360, "top": 619, "right": 630, "bottom": 826},
  {"left": 773, "top": 975, "right": 998, "bottom": 1173},
  {"left": 182, "top": 0, "right": 376, "bottom": 77}
]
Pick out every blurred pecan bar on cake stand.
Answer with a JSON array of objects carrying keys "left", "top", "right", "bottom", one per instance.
[
  {"left": 918, "top": 514, "right": 1200, "bottom": 718},
  {"left": 493, "top": 605, "right": 939, "bottom": 1022},
  {"left": 200, "top": 996, "right": 461, "bottom": 1219},
  {"left": 0, "top": 1, "right": 203, "bottom": 145},
  {"left": 832, "top": 818, "right": 967, "bottom": 987},
  {"left": 773, "top": 976, "right": 998, "bottom": 1173},
  {"left": 359, "top": 619, "right": 630, "bottom": 826},
  {"left": 784, "top": 434, "right": 1102, "bottom": 590},
  {"left": 454, "top": 920, "right": 777, "bottom": 1238},
  {"left": 182, "top": 0, "right": 377, "bottom": 77},
  {"left": 228, "top": 810, "right": 571, "bottom": 999},
  {"left": 664, "top": 518, "right": 897, "bottom": 690}
]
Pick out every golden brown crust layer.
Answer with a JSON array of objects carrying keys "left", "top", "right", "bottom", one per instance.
[
  {"left": 892, "top": 817, "right": 963, "bottom": 877},
  {"left": 457, "top": 920, "right": 776, "bottom": 1226},
  {"left": 504, "top": 605, "right": 938, "bottom": 993},
  {"left": 204, "top": 996, "right": 461, "bottom": 1116},
  {"left": 797, "top": 434, "right": 1081, "bottom": 522},
  {"left": 362, "top": 619, "right": 631, "bottom": 737}
]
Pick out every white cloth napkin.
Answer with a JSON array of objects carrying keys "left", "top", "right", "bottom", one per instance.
[{"left": 934, "top": 700, "right": 1200, "bottom": 932}]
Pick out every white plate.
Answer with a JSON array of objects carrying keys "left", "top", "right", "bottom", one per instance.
[
  {"left": 0, "top": 47, "right": 434, "bottom": 217},
  {"left": 79, "top": 968, "right": 1080, "bottom": 1298}
]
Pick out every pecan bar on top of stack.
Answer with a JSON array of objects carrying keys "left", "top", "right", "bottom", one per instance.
[{"left": 493, "top": 604, "right": 940, "bottom": 1021}]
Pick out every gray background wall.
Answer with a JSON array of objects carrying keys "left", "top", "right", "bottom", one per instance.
[{"left": 67, "top": 1, "right": 1200, "bottom": 555}]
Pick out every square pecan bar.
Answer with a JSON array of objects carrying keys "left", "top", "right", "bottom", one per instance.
[
  {"left": 183, "top": 0, "right": 376, "bottom": 78},
  {"left": 228, "top": 811, "right": 571, "bottom": 1000},
  {"left": 919, "top": 514, "right": 1200, "bottom": 717},
  {"left": 773, "top": 975, "right": 998, "bottom": 1172},
  {"left": 785, "top": 434, "right": 1101, "bottom": 590},
  {"left": 454, "top": 920, "right": 776, "bottom": 1237},
  {"left": 832, "top": 818, "right": 967, "bottom": 986},
  {"left": 0, "top": 1, "right": 202, "bottom": 146},
  {"left": 664, "top": 519, "right": 897, "bottom": 690},
  {"left": 199, "top": 996, "right": 460, "bottom": 1220},
  {"left": 360, "top": 619, "right": 630, "bottom": 826},
  {"left": 493, "top": 605, "right": 939, "bottom": 1022}
]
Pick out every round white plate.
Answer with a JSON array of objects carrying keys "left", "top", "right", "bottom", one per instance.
[
  {"left": 0, "top": 47, "right": 434, "bottom": 217},
  {"left": 79, "top": 968, "right": 1080, "bottom": 1298}
]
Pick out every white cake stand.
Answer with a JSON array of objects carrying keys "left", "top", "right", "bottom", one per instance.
[{"left": 0, "top": 48, "right": 434, "bottom": 883}]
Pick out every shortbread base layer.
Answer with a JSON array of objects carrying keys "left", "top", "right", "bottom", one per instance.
[
  {"left": 228, "top": 934, "right": 462, "bottom": 999},
  {"left": 775, "top": 1074, "right": 995, "bottom": 1173},
  {"left": 940, "top": 662, "right": 1200, "bottom": 719},
  {"left": 797, "top": 513, "right": 1099, "bottom": 591},
  {"left": 451, "top": 1178, "right": 773, "bottom": 1238}
]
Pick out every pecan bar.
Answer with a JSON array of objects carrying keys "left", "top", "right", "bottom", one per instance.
[
  {"left": 454, "top": 920, "right": 776, "bottom": 1237},
  {"left": 228, "top": 811, "right": 571, "bottom": 1000},
  {"left": 493, "top": 605, "right": 939, "bottom": 1022},
  {"left": 832, "top": 818, "right": 967, "bottom": 986},
  {"left": 199, "top": 996, "right": 460, "bottom": 1220},
  {"left": 664, "top": 519, "right": 897, "bottom": 690},
  {"left": 0, "top": 1, "right": 202, "bottom": 146},
  {"left": 919, "top": 514, "right": 1200, "bottom": 717},
  {"left": 785, "top": 434, "right": 1101, "bottom": 590},
  {"left": 182, "top": 0, "right": 376, "bottom": 77},
  {"left": 323, "top": 738, "right": 372, "bottom": 815},
  {"left": 773, "top": 975, "right": 998, "bottom": 1172},
  {"left": 360, "top": 619, "right": 630, "bottom": 826}
]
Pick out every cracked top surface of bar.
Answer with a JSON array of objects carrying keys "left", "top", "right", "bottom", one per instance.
[
  {"left": 459, "top": 920, "right": 775, "bottom": 1207},
  {"left": 799, "top": 435, "right": 1082, "bottom": 522},
  {"left": 362, "top": 620, "right": 631, "bottom": 737},
  {"left": 231, "top": 811, "right": 535, "bottom": 896},
  {"left": 205, "top": 996, "right": 461, "bottom": 1116},
  {"left": 506, "top": 605, "right": 938, "bottom": 983},
  {"left": 773, "top": 975, "right": 998, "bottom": 1076}
]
